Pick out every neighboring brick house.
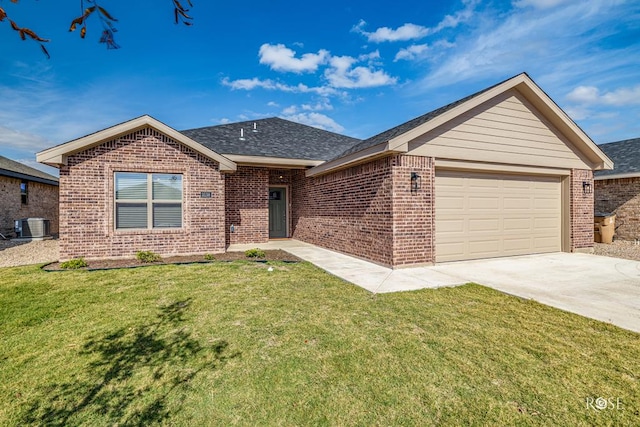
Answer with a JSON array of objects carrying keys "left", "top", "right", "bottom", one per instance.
[
  {"left": 37, "top": 73, "right": 612, "bottom": 266},
  {"left": 0, "top": 155, "right": 59, "bottom": 238},
  {"left": 594, "top": 138, "right": 640, "bottom": 241}
]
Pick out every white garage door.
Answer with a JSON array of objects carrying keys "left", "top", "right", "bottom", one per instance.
[{"left": 435, "top": 170, "right": 562, "bottom": 262}]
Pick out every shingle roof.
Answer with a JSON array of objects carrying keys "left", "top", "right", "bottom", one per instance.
[
  {"left": 181, "top": 117, "right": 362, "bottom": 161},
  {"left": 0, "top": 155, "right": 59, "bottom": 185},
  {"left": 333, "top": 78, "right": 503, "bottom": 160},
  {"left": 595, "top": 138, "right": 640, "bottom": 177}
]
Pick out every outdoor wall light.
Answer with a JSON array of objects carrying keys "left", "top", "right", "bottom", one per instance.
[
  {"left": 411, "top": 172, "right": 421, "bottom": 193},
  {"left": 582, "top": 181, "right": 593, "bottom": 195}
]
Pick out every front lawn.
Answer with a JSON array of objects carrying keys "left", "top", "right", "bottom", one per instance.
[{"left": 1, "top": 261, "right": 638, "bottom": 425}]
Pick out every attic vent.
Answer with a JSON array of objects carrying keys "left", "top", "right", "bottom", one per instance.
[
  {"left": 239, "top": 128, "right": 245, "bottom": 141},
  {"left": 252, "top": 122, "right": 258, "bottom": 133}
]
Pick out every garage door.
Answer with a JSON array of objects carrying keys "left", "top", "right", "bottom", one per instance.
[{"left": 435, "top": 171, "right": 562, "bottom": 262}]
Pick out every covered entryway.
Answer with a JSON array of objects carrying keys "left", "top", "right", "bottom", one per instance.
[
  {"left": 435, "top": 170, "right": 562, "bottom": 262},
  {"left": 269, "top": 187, "right": 287, "bottom": 238}
]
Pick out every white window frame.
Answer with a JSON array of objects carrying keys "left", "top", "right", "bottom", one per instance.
[{"left": 114, "top": 172, "right": 183, "bottom": 230}]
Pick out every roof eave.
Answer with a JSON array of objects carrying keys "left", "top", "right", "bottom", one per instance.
[
  {"left": 223, "top": 154, "right": 324, "bottom": 168},
  {"left": 36, "top": 115, "right": 237, "bottom": 172},
  {"left": 306, "top": 142, "right": 404, "bottom": 177},
  {"left": 594, "top": 172, "right": 640, "bottom": 181}
]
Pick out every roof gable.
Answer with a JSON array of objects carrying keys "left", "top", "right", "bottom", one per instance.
[
  {"left": 0, "top": 155, "right": 59, "bottom": 185},
  {"left": 37, "top": 115, "right": 236, "bottom": 172},
  {"left": 308, "top": 73, "right": 613, "bottom": 177}
]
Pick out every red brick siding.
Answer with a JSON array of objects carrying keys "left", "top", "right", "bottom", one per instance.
[
  {"left": 570, "top": 169, "right": 594, "bottom": 250},
  {"left": 59, "top": 127, "right": 225, "bottom": 261},
  {"left": 292, "top": 155, "right": 436, "bottom": 267},
  {"left": 225, "top": 167, "right": 269, "bottom": 245},
  {"left": 595, "top": 177, "right": 640, "bottom": 240},
  {"left": 0, "top": 176, "right": 59, "bottom": 236},
  {"left": 391, "top": 156, "right": 435, "bottom": 266},
  {"left": 293, "top": 157, "right": 395, "bottom": 265}
]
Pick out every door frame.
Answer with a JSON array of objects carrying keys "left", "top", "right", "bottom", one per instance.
[{"left": 268, "top": 185, "right": 290, "bottom": 238}]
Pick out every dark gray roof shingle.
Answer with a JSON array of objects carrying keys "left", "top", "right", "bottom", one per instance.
[
  {"left": 0, "top": 155, "right": 59, "bottom": 185},
  {"left": 595, "top": 138, "right": 640, "bottom": 177},
  {"left": 181, "top": 117, "right": 362, "bottom": 161}
]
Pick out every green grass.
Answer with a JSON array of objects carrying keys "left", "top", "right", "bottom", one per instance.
[{"left": 1, "top": 261, "right": 638, "bottom": 426}]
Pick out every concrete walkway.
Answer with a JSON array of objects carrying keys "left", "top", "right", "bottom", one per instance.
[
  {"left": 228, "top": 239, "right": 640, "bottom": 333},
  {"left": 228, "top": 239, "right": 465, "bottom": 292}
]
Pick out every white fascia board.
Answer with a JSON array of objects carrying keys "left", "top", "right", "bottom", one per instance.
[
  {"left": 223, "top": 154, "right": 324, "bottom": 168},
  {"left": 36, "top": 115, "right": 237, "bottom": 172}
]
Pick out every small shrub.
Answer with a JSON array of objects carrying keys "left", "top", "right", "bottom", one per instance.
[
  {"left": 245, "top": 248, "right": 266, "bottom": 259},
  {"left": 60, "top": 258, "right": 88, "bottom": 269},
  {"left": 204, "top": 253, "right": 216, "bottom": 261},
  {"left": 136, "top": 251, "right": 162, "bottom": 263}
]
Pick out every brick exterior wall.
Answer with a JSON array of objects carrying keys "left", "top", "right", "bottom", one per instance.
[
  {"left": 292, "top": 157, "right": 395, "bottom": 265},
  {"left": 570, "top": 169, "right": 594, "bottom": 251},
  {"left": 391, "top": 156, "right": 435, "bottom": 266},
  {"left": 59, "top": 127, "right": 225, "bottom": 261},
  {"left": 0, "top": 176, "right": 59, "bottom": 236},
  {"left": 225, "top": 167, "right": 269, "bottom": 245},
  {"left": 595, "top": 176, "right": 640, "bottom": 241},
  {"left": 292, "top": 155, "right": 435, "bottom": 267}
]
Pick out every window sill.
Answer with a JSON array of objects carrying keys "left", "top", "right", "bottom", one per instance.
[{"left": 114, "top": 228, "right": 185, "bottom": 235}]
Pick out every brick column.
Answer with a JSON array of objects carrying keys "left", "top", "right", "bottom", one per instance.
[
  {"left": 570, "top": 169, "right": 594, "bottom": 252},
  {"left": 391, "top": 155, "right": 435, "bottom": 266}
]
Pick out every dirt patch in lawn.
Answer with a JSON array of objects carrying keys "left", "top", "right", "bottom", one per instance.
[{"left": 42, "top": 250, "right": 301, "bottom": 271}]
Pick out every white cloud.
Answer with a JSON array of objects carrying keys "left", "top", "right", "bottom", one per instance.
[
  {"left": 258, "top": 43, "right": 329, "bottom": 73},
  {"left": 325, "top": 55, "right": 397, "bottom": 89},
  {"left": 282, "top": 105, "right": 298, "bottom": 115},
  {"left": 513, "top": 0, "right": 571, "bottom": 9},
  {"left": 218, "top": 118, "right": 231, "bottom": 124},
  {"left": 567, "top": 85, "right": 640, "bottom": 106},
  {"left": 394, "top": 44, "right": 430, "bottom": 61},
  {"left": 418, "top": 0, "right": 638, "bottom": 89},
  {"left": 0, "top": 126, "right": 50, "bottom": 152},
  {"left": 222, "top": 77, "right": 338, "bottom": 96},
  {"left": 267, "top": 101, "right": 279, "bottom": 107},
  {"left": 280, "top": 112, "right": 345, "bottom": 133},
  {"left": 353, "top": 1, "right": 478, "bottom": 43},
  {"left": 352, "top": 20, "right": 429, "bottom": 42},
  {"left": 566, "top": 86, "right": 601, "bottom": 103}
]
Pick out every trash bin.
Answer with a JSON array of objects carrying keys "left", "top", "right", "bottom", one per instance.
[{"left": 594, "top": 212, "right": 615, "bottom": 244}]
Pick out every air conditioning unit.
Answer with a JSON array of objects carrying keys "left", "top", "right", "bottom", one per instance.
[{"left": 14, "top": 218, "right": 51, "bottom": 239}]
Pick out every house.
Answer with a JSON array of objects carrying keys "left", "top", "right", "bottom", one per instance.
[
  {"left": 36, "top": 73, "right": 612, "bottom": 266},
  {"left": 594, "top": 138, "right": 640, "bottom": 241},
  {"left": 0, "top": 155, "right": 59, "bottom": 237}
]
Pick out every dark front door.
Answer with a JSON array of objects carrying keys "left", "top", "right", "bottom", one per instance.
[{"left": 269, "top": 187, "right": 287, "bottom": 238}]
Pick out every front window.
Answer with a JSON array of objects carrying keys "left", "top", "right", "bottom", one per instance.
[
  {"left": 115, "top": 172, "right": 183, "bottom": 230},
  {"left": 20, "top": 181, "right": 28, "bottom": 205}
]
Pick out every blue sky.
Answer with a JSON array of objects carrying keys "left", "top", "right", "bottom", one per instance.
[{"left": 1, "top": 0, "right": 639, "bottom": 176}]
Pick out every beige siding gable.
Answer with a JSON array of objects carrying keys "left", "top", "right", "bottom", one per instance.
[{"left": 408, "top": 89, "right": 592, "bottom": 169}]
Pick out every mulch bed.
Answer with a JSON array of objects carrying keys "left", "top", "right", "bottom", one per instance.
[{"left": 42, "top": 250, "right": 301, "bottom": 271}]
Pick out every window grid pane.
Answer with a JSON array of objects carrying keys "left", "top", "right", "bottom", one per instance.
[
  {"left": 116, "top": 203, "right": 148, "bottom": 229},
  {"left": 152, "top": 174, "right": 183, "bottom": 200},
  {"left": 153, "top": 203, "right": 182, "bottom": 228},
  {"left": 116, "top": 173, "right": 148, "bottom": 200}
]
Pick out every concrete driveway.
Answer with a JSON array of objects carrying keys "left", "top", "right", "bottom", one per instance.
[{"left": 431, "top": 253, "right": 640, "bottom": 334}]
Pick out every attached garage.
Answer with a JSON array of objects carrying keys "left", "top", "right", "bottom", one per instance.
[
  {"left": 309, "top": 73, "right": 613, "bottom": 266},
  {"left": 435, "top": 170, "right": 563, "bottom": 262}
]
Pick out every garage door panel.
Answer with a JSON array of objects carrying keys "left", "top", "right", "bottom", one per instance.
[
  {"left": 503, "top": 218, "right": 532, "bottom": 231},
  {"left": 468, "top": 218, "right": 500, "bottom": 232},
  {"left": 438, "top": 219, "right": 465, "bottom": 232},
  {"left": 436, "top": 171, "right": 562, "bottom": 262}
]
